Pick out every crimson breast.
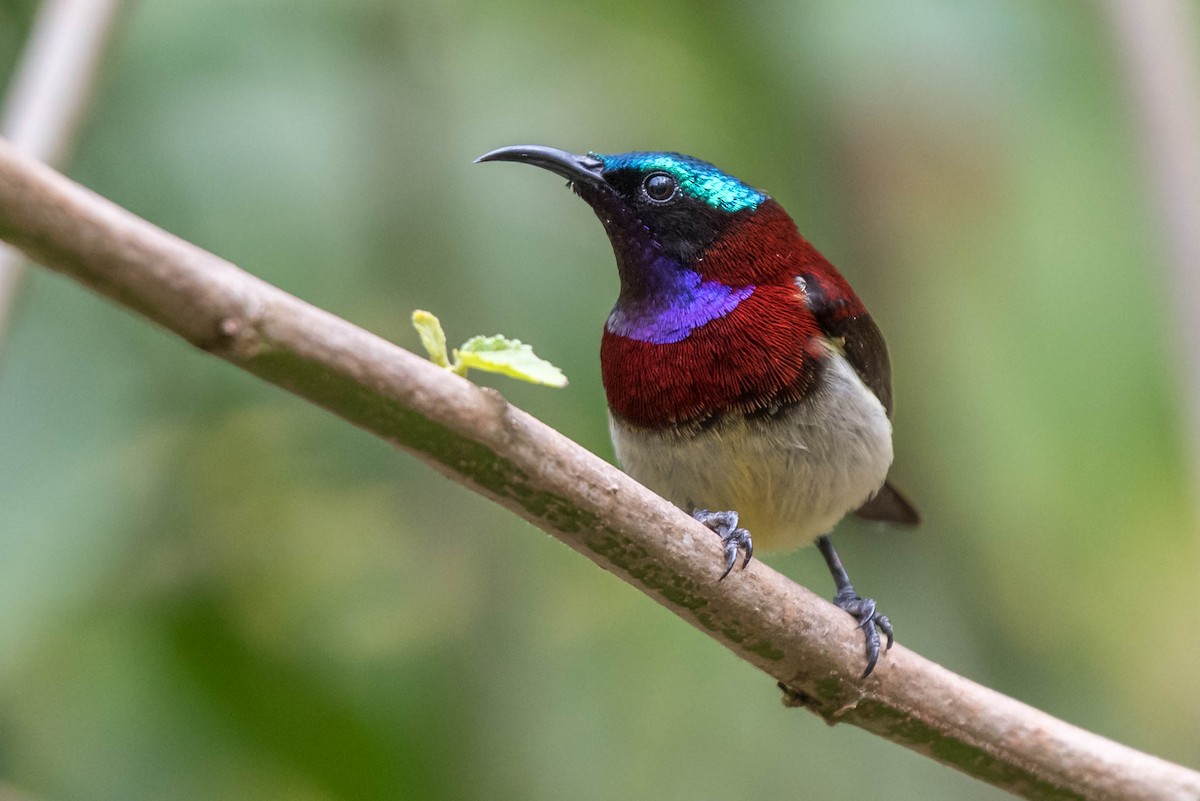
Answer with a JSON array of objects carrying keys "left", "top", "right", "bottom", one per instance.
[{"left": 600, "top": 284, "right": 823, "bottom": 429}]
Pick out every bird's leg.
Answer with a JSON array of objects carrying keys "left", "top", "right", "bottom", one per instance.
[
  {"left": 815, "top": 535, "right": 892, "bottom": 678},
  {"left": 691, "top": 509, "right": 753, "bottom": 581}
]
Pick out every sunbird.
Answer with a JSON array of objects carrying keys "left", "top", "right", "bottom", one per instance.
[{"left": 477, "top": 146, "right": 918, "bottom": 677}]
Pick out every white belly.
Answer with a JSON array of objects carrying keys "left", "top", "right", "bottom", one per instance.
[{"left": 609, "top": 353, "right": 893, "bottom": 552}]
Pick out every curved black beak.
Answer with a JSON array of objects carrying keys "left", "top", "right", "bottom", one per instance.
[{"left": 474, "top": 145, "right": 605, "bottom": 186}]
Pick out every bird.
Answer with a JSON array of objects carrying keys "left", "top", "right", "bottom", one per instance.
[{"left": 475, "top": 145, "right": 919, "bottom": 677}]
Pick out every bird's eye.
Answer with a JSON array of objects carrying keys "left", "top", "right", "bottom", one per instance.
[{"left": 642, "top": 172, "right": 678, "bottom": 203}]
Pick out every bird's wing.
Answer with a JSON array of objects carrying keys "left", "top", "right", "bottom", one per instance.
[
  {"left": 795, "top": 273, "right": 893, "bottom": 417},
  {"left": 796, "top": 272, "right": 920, "bottom": 526},
  {"left": 825, "top": 312, "right": 893, "bottom": 418}
]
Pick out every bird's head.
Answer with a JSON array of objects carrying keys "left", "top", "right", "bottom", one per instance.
[
  {"left": 476, "top": 145, "right": 851, "bottom": 425},
  {"left": 475, "top": 146, "right": 807, "bottom": 306}
]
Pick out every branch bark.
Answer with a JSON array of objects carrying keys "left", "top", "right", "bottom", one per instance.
[
  {"left": 0, "top": 138, "right": 1195, "bottom": 801},
  {"left": 0, "top": 0, "right": 126, "bottom": 345},
  {"left": 1104, "top": 0, "right": 1200, "bottom": 514}
]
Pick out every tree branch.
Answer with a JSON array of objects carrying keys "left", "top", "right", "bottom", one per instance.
[
  {"left": 0, "top": 138, "right": 1195, "bottom": 801},
  {"left": 1104, "top": 0, "right": 1200, "bottom": 509},
  {"left": 0, "top": 0, "right": 126, "bottom": 346}
]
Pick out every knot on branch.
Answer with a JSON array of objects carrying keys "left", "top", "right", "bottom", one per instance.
[
  {"left": 479, "top": 386, "right": 520, "bottom": 442},
  {"left": 778, "top": 677, "right": 865, "bottom": 726},
  {"left": 201, "top": 315, "right": 263, "bottom": 360},
  {"left": 778, "top": 681, "right": 817, "bottom": 709}
]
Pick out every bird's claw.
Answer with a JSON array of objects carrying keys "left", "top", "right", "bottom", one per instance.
[
  {"left": 833, "top": 588, "right": 893, "bottom": 678},
  {"left": 692, "top": 509, "right": 753, "bottom": 581},
  {"left": 718, "top": 527, "right": 753, "bottom": 581}
]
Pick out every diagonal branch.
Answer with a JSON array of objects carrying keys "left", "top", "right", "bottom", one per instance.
[
  {"left": 0, "top": 0, "right": 126, "bottom": 350},
  {"left": 1104, "top": 0, "right": 1200, "bottom": 509},
  {"left": 0, "top": 138, "right": 1195, "bottom": 801}
]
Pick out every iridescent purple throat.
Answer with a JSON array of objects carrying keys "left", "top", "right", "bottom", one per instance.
[{"left": 605, "top": 268, "right": 754, "bottom": 345}]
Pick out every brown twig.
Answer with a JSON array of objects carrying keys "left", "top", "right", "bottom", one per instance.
[
  {"left": 0, "top": 139, "right": 1195, "bottom": 800},
  {"left": 1105, "top": 0, "right": 1200, "bottom": 500},
  {"left": 0, "top": 0, "right": 126, "bottom": 347}
]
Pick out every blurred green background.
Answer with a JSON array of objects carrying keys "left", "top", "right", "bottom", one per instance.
[{"left": 1, "top": 1, "right": 1198, "bottom": 799}]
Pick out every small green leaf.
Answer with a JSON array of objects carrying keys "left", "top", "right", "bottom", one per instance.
[
  {"left": 411, "top": 310, "right": 450, "bottom": 368},
  {"left": 455, "top": 335, "right": 568, "bottom": 387},
  {"left": 411, "top": 310, "right": 568, "bottom": 388}
]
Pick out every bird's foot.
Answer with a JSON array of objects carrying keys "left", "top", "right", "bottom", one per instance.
[
  {"left": 832, "top": 587, "right": 893, "bottom": 679},
  {"left": 691, "top": 509, "right": 753, "bottom": 581}
]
